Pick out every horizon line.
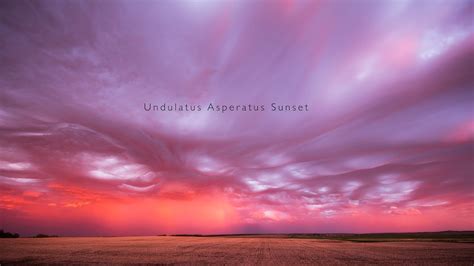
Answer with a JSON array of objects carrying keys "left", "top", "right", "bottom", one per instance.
[{"left": 4, "top": 230, "right": 474, "bottom": 238}]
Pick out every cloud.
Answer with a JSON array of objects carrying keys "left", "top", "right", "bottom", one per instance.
[{"left": 0, "top": 0, "right": 472, "bottom": 235}]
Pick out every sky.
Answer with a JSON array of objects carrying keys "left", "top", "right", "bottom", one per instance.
[{"left": 0, "top": 0, "right": 473, "bottom": 236}]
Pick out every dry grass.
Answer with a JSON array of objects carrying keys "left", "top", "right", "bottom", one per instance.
[{"left": 1, "top": 236, "right": 473, "bottom": 265}]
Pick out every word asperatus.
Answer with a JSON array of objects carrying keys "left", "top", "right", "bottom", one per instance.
[{"left": 144, "top": 103, "right": 309, "bottom": 113}]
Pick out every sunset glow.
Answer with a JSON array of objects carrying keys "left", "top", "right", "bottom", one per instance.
[{"left": 0, "top": 0, "right": 473, "bottom": 236}]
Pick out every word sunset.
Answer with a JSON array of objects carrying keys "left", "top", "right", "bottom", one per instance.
[{"left": 144, "top": 103, "right": 309, "bottom": 113}]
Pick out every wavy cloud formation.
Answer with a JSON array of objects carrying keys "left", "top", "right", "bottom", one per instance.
[{"left": 0, "top": 0, "right": 473, "bottom": 236}]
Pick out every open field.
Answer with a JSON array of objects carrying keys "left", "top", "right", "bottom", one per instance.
[{"left": 1, "top": 235, "right": 474, "bottom": 265}]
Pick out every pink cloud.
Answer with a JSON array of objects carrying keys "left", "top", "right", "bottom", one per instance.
[{"left": 0, "top": 0, "right": 473, "bottom": 236}]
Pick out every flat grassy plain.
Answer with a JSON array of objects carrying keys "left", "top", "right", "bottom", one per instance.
[{"left": 1, "top": 233, "right": 473, "bottom": 265}]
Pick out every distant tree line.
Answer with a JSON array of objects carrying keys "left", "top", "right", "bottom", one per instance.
[
  {"left": 0, "top": 229, "right": 20, "bottom": 238},
  {"left": 35, "top": 233, "right": 59, "bottom": 238},
  {"left": 0, "top": 230, "right": 60, "bottom": 238}
]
